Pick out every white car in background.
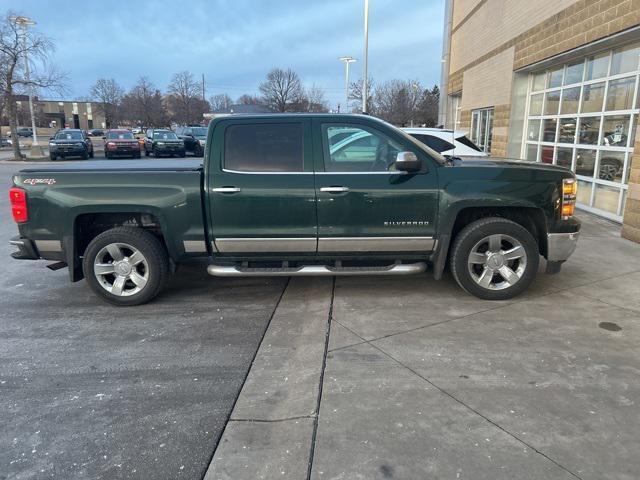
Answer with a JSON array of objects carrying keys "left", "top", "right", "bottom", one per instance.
[{"left": 403, "top": 127, "right": 487, "bottom": 158}]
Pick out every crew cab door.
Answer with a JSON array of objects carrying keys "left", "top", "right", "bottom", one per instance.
[
  {"left": 313, "top": 120, "right": 439, "bottom": 254},
  {"left": 207, "top": 118, "right": 317, "bottom": 254}
]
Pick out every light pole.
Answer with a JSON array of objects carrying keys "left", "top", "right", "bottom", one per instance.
[
  {"left": 362, "top": 0, "right": 369, "bottom": 114},
  {"left": 9, "top": 15, "right": 42, "bottom": 156},
  {"left": 339, "top": 56, "right": 356, "bottom": 113}
]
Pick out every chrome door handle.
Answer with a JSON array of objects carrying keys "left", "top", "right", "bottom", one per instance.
[
  {"left": 320, "top": 186, "right": 350, "bottom": 193},
  {"left": 212, "top": 187, "right": 241, "bottom": 193}
]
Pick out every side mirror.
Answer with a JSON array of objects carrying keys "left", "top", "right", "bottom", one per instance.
[
  {"left": 49, "top": 137, "right": 54, "bottom": 140},
  {"left": 395, "top": 151, "right": 421, "bottom": 172}
]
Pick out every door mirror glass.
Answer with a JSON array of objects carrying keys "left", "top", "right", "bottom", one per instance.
[{"left": 395, "top": 151, "right": 421, "bottom": 172}]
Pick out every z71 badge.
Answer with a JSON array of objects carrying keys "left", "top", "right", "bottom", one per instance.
[{"left": 23, "top": 178, "right": 56, "bottom": 186}]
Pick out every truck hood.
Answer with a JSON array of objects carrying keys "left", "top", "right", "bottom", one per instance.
[{"left": 451, "top": 156, "right": 571, "bottom": 174}]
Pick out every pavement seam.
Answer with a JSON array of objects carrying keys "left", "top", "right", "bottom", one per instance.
[
  {"left": 328, "top": 323, "right": 587, "bottom": 479},
  {"left": 328, "top": 268, "right": 640, "bottom": 352},
  {"left": 229, "top": 415, "right": 315, "bottom": 423},
  {"left": 200, "top": 277, "right": 290, "bottom": 480},
  {"left": 368, "top": 342, "right": 585, "bottom": 480},
  {"left": 306, "top": 276, "right": 335, "bottom": 480}
]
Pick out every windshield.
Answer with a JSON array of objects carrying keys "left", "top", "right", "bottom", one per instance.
[
  {"left": 192, "top": 127, "right": 207, "bottom": 137},
  {"left": 55, "top": 131, "right": 83, "bottom": 140},
  {"left": 153, "top": 131, "right": 178, "bottom": 140},
  {"left": 107, "top": 131, "right": 134, "bottom": 140}
]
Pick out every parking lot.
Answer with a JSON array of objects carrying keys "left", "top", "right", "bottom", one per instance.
[
  {"left": 0, "top": 162, "right": 283, "bottom": 479},
  {"left": 2, "top": 160, "right": 640, "bottom": 479}
]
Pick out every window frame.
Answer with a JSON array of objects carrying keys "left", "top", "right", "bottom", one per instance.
[
  {"left": 470, "top": 107, "right": 494, "bottom": 153},
  {"left": 522, "top": 43, "right": 640, "bottom": 221}
]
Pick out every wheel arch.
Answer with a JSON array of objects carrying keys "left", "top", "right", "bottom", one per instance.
[
  {"left": 432, "top": 205, "right": 548, "bottom": 280},
  {"left": 68, "top": 210, "right": 172, "bottom": 282}
]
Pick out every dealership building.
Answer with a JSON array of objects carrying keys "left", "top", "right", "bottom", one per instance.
[{"left": 440, "top": 0, "right": 640, "bottom": 241}]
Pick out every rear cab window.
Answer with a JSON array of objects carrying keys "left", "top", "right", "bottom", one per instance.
[{"left": 223, "top": 123, "right": 304, "bottom": 172}]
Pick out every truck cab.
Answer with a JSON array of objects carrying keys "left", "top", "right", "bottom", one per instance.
[{"left": 9, "top": 114, "right": 580, "bottom": 306}]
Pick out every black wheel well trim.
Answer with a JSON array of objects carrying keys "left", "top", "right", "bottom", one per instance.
[
  {"left": 431, "top": 205, "right": 548, "bottom": 281},
  {"left": 69, "top": 211, "right": 172, "bottom": 282}
]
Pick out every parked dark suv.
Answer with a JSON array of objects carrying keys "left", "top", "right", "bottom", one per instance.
[
  {"left": 175, "top": 125, "right": 207, "bottom": 156},
  {"left": 143, "top": 129, "right": 185, "bottom": 157},
  {"left": 48, "top": 129, "right": 94, "bottom": 160}
]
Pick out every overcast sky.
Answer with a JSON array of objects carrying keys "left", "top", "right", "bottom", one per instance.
[{"left": 5, "top": 0, "right": 444, "bottom": 109}]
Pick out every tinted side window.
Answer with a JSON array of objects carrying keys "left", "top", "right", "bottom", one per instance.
[
  {"left": 224, "top": 123, "right": 303, "bottom": 172},
  {"left": 322, "top": 124, "right": 403, "bottom": 172},
  {"left": 412, "top": 134, "right": 454, "bottom": 153}
]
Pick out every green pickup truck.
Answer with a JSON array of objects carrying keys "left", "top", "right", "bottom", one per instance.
[{"left": 9, "top": 114, "right": 580, "bottom": 306}]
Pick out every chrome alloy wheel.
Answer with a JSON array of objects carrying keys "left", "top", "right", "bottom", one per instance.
[
  {"left": 93, "top": 242, "right": 149, "bottom": 296},
  {"left": 467, "top": 234, "right": 527, "bottom": 290}
]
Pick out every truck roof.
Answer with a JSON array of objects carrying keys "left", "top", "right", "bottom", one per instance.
[{"left": 18, "top": 159, "right": 203, "bottom": 173}]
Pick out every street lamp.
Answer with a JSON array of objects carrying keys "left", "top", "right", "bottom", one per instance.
[
  {"left": 9, "top": 15, "right": 42, "bottom": 156},
  {"left": 362, "top": 0, "right": 369, "bottom": 114},
  {"left": 338, "top": 56, "right": 356, "bottom": 113}
]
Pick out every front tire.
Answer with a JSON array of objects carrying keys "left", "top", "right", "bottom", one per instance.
[
  {"left": 450, "top": 217, "right": 539, "bottom": 300},
  {"left": 82, "top": 227, "right": 169, "bottom": 306}
]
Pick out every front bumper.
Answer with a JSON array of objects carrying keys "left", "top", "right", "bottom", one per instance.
[
  {"left": 10, "top": 236, "right": 39, "bottom": 260},
  {"left": 547, "top": 231, "right": 580, "bottom": 262}
]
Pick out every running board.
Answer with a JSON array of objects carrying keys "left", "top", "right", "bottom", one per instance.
[{"left": 207, "top": 262, "right": 427, "bottom": 277}]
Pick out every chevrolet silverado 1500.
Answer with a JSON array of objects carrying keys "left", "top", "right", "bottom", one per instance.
[{"left": 9, "top": 114, "right": 580, "bottom": 306}]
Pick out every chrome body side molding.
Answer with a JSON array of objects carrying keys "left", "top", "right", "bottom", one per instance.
[
  {"left": 317, "top": 237, "right": 436, "bottom": 252},
  {"left": 182, "top": 240, "right": 208, "bottom": 253},
  {"left": 34, "top": 240, "right": 62, "bottom": 252},
  {"left": 214, "top": 237, "right": 317, "bottom": 253}
]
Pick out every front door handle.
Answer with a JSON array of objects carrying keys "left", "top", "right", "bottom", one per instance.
[
  {"left": 212, "top": 186, "right": 241, "bottom": 193},
  {"left": 320, "top": 186, "right": 350, "bottom": 193}
]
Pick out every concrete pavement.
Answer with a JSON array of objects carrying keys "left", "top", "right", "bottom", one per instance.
[{"left": 205, "top": 212, "right": 640, "bottom": 480}]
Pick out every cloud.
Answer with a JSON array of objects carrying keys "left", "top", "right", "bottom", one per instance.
[{"left": 12, "top": 0, "right": 444, "bottom": 107}]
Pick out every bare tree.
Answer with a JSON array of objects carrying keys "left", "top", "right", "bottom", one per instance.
[
  {"left": 348, "top": 77, "right": 374, "bottom": 114},
  {"left": 302, "top": 84, "right": 329, "bottom": 113},
  {"left": 121, "top": 76, "right": 167, "bottom": 127},
  {"left": 259, "top": 68, "right": 304, "bottom": 112},
  {"left": 237, "top": 94, "right": 262, "bottom": 105},
  {"left": 208, "top": 93, "right": 232, "bottom": 112},
  {"left": 374, "top": 79, "right": 423, "bottom": 126},
  {"left": 166, "top": 71, "right": 204, "bottom": 124},
  {"left": 0, "top": 12, "right": 66, "bottom": 159},
  {"left": 90, "top": 78, "right": 124, "bottom": 128}
]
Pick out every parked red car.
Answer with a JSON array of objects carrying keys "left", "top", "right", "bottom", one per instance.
[{"left": 103, "top": 129, "right": 141, "bottom": 159}]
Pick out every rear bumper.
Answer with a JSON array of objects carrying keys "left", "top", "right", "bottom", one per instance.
[
  {"left": 10, "top": 236, "right": 39, "bottom": 260},
  {"left": 547, "top": 231, "right": 580, "bottom": 262}
]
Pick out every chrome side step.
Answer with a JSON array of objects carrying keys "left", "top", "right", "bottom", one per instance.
[{"left": 207, "top": 262, "right": 427, "bottom": 277}]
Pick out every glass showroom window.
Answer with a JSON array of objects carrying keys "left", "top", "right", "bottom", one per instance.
[
  {"left": 470, "top": 107, "right": 494, "bottom": 153},
  {"left": 523, "top": 42, "right": 640, "bottom": 221}
]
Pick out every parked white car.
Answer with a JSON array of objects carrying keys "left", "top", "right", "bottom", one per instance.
[{"left": 403, "top": 128, "right": 487, "bottom": 158}]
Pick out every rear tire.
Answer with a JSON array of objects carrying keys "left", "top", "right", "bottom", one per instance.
[
  {"left": 49, "top": 154, "right": 56, "bottom": 161},
  {"left": 450, "top": 217, "right": 539, "bottom": 300},
  {"left": 82, "top": 227, "right": 169, "bottom": 306}
]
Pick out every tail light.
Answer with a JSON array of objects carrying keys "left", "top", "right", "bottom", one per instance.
[
  {"left": 9, "top": 187, "right": 28, "bottom": 223},
  {"left": 561, "top": 178, "right": 577, "bottom": 219}
]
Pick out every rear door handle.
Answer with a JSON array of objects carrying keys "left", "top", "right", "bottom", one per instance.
[
  {"left": 320, "top": 186, "right": 350, "bottom": 193},
  {"left": 212, "top": 187, "right": 241, "bottom": 193}
]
